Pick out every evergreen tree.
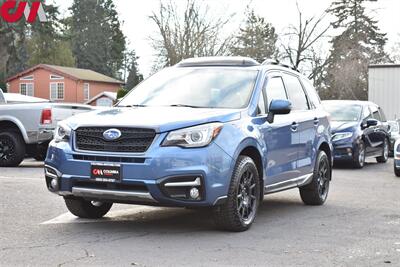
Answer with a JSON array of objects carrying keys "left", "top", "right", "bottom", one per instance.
[
  {"left": 124, "top": 51, "right": 143, "bottom": 90},
  {"left": 322, "top": 0, "right": 388, "bottom": 100},
  {"left": 26, "top": 2, "right": 75, "bottom": 67},
  {"left": 69, "top": 0, "right": 126, "bottom": 78},
  {"left": 231, "top": 10, "right": 277, "bottom": 63}
]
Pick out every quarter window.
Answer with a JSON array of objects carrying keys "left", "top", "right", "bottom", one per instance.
[
  {"left": 50, "top": 82, "right": 64, "bottom": 100},
  {"left": 20, "top": 83, "right": 34, "bottom": 96},
  {"left": 283, "top": 74, "right": 309, "bottom": 111},
  {"left": 265, "top": 76, "right": 288, "bottom": 109},
  {"left": 301, "top": 77, "right": 321, "bottom": 109},
  {"left": 257, "top": 92, "right": 266, "bottom": 114}
]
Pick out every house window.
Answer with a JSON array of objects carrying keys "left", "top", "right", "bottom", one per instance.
[
  {"left": 20, "top": 83, "right": 34, "bottom": 96},
  {"left": 20, "top": 75, "right": 34, "bottom": 81},
  {"left": 50, "top": 82, "right": 64, "bottom": 100},
  {"left": 50, "top": 74, "right": 64, "bottom": 80},
  {"left": 83, "top": 83, "right": 90, "bottom": 100}
]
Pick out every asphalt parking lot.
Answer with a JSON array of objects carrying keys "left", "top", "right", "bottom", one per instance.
[{"left": 1, "top": 159, "right": 399, "bottom": 267}]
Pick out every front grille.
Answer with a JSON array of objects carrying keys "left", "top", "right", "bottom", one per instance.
[
  {"left": 75, "top": 127, "right": 156, "bottom": 153},
  {"left": 73, "top": 154, "right": 146, "bottom": 163}
]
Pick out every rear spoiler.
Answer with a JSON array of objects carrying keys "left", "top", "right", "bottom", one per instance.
[{"left": 0, "top": 89, "right": 6, "bottom": 104}]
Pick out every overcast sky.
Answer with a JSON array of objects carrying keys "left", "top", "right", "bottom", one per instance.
[{"left": 54, "top": 0, "right": 400, "bottom": 77}]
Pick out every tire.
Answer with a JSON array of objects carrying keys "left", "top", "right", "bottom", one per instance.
[
  {"left": 212, "top": 156, "right": 260, "bottom": 232},
  {"left": 299, "top": 150, "right": 331, "bottom": 206},
  {"left": 64, "top": 197, "right": 113, "bottom": 219},
  {"left": 376, "top": 138, "right": 389, "bottom": 163},
  {"left": 33, "top": 148, "right": 47, "bottom": 161},
  {"left": 395, "top": 165, "right": 400, "bottom": 177},
  {"left": 0, "top": 131, "right": 26, "bottom": 167},
  {"left": 353, "top": 141, "right": 365, "bottom": 169}
]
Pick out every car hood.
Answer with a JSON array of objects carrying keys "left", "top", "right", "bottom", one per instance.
[
  {"left": 331, "top": 121, "right": 358, "bottom": 134},
  {"left": 65, "top": 106, "right": 241, "bottom": 133}
]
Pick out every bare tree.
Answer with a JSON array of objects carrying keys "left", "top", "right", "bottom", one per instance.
[
  {"left": 280, "top": 3, "right": 331, "bottom": 76},
  {"left": 149, "top": 0, "right": 233, "bottom": 70}
]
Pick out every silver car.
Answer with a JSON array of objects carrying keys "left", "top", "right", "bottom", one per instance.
[{"left": 388, "top": 120, "right": 400, "bottom": 156}]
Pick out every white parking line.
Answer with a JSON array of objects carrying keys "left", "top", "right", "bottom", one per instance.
[{"left": 40, "top": 206, "right": 161, "bottom": 225}]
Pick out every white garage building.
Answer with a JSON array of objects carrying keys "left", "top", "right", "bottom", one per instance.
[{"left": 368, "top": 64, "right": 400, "bottom": 120}]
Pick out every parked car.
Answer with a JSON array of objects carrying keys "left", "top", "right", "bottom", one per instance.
[
  {"left": 0, "top": 89, "right": 94, "bottom": 166},
  {"left": 45, "top": 57, "right": 333, "bottom": 231},
  {"left": 394, "top": 139, "right": 400, "bottom": 177},
  {"left": 323, "top": 100, "right": 390, "bottom": 168},
  {"left": 388, "top": 120, "right": 400, "bottom": 156}
]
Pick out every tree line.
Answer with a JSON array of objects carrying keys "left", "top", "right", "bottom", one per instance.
[{"left": 1, "top": 0, "right": 399, "bottom": 100}]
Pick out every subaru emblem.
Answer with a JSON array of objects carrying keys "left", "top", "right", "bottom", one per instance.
[{"left": 103, "top": 128, "right": 122, "bottom": 141}]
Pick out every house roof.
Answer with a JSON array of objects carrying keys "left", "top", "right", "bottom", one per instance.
[
  {"left": 85, "top": 91, "right": 118, "bottom": 105},
  {"left": 6, "top": 64, "right": 124, "bottom": 84}
]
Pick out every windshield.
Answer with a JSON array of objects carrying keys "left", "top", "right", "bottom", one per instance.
[
  {"left": 324, "top": 104, "right": 362, "bottom": 122},
  {"left": 118, "top": 68, "right": 259, "bottom": 109}
]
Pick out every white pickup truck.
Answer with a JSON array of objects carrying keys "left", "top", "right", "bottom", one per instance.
[{"left": 0, "top": 89, "right": 94, "bottom": 167}]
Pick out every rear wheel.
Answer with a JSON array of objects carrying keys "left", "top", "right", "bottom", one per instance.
[
  {"left": 64, "top": 197, "right": 113, "bottom": 218},
  {"left": 212, "top": 156, "right": 260, "bottom": 232},
  {"left": 376, "top": 139, "right": 389, "bottom": 163},
  {"left": 0, "top": 131, "right": 25, "bottom": 167},
  {"left": 299, "top": 150, "right": 331, "bottom": 205},
  {"left": 353, "top": 141, "right": 365, "bottom": 169}
]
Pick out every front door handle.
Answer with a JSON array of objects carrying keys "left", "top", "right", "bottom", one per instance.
[{"left": 291, "top": 122, "right": 299, "bottom": 132}]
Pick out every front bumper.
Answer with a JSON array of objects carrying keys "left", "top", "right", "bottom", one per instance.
[
  {"left": 332, "top": 140, "right": 357, "bottom": 161},
  {"left": 45, "top": 134, "right": 233, "bottom": 207}
]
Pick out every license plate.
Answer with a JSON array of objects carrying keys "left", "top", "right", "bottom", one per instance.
[{"left": 90, "top": 163, "right": 121, "bottom": 182}]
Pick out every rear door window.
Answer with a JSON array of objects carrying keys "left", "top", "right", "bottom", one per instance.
[
  {"left": 370, "top": 105, "right": 382, "bottom": 121},
  {"left": 283, "top": 74, "right": 309, "bottom": 111}
]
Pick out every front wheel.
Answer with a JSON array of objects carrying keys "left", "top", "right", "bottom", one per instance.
[
  {"left": 353, "top": 141, "right": 365, "bottom": 169},
  {"left": 376, "top": 139, "right": 389, "bottom": 163},
  {"left": 299, "top": 150, "right": 331, "bottom": 205},
  {"left": 212, "top": 156, "right": 260, "bottom": 232},
  {"left": 64, "top": 197, "right": 113, "bottom": 218}
]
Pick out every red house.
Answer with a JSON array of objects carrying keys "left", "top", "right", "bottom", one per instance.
[{"left": 6, "top": 64, "right": 124, "bottom": 103}]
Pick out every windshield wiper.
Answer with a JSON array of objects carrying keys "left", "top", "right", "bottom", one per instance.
[
  {"left": 168, "top": 104, "right": 206, "bottom": 108},
  {"left": 119, "top": 104, "right": 148, "bottom": 108}
]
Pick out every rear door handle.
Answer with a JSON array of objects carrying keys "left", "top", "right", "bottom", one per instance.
[
  {"left": 291, "top": 122, "right": 299, "bottom": 132},
  {"left": 313, "top": 117, "right": 319, "bottom": 126}
]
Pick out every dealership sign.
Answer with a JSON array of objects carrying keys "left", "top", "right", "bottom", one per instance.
[{"left": 0, "top": 0, "right": 47, "bottom": 23}]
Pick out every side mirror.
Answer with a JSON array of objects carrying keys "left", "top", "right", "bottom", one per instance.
[
  {"left": 366, "top": 118, "right": 379, "bottom": 128},
  {"left": 267, "top": 99, "right": 292, "bottom": 123}
]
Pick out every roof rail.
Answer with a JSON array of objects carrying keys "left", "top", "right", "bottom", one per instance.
[
  {"left": 176, "top": 57, "right": 260, "bottom": 67},
  {"left": 262, "top": 59, "right": 300, "bottom": 73}
]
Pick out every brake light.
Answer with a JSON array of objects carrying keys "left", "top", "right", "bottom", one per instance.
[{"left": 41, "top": 108, "right": 52, "bottom": 124}]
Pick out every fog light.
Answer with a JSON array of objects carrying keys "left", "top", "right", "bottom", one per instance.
[
  {"left": 189, "top": 187, "right": 200, "bottom": 199},
  {"left": 50, "top": 178, "right": 58, "bottom": 190}
]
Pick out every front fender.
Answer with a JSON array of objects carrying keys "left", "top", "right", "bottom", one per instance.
[{"left": 214, "top": 119, "right": 266, "bottom": 181}]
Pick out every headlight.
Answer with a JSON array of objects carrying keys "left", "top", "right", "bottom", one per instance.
[
  {"left": 332, "top": 132, "right": 353, "bottom": 142},
  {"left": 162, "top": 123, "right": 223, "bottom": 148},
  {"left": 54, "top": 122, "right": 71, "bottom": 142}
]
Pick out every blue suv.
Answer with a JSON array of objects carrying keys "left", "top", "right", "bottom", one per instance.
[{"left": 45, "top": 57, "right": 332, "bottom": 231}]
